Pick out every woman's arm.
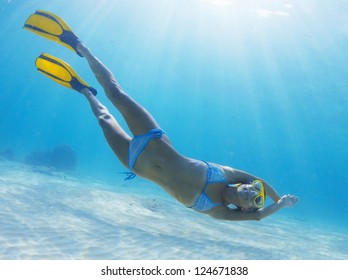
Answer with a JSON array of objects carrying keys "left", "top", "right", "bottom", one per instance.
[
  {"left": 209, "top": 195, "right": 298, "bottom": 221},
  {"left": 262, "top": 181, "right": 281, "bottom": 202},
  {"left": 257, "top": 194, "right": 298, "bottom": 219},
  {"left": 221, "top": 165, "right": 281, "bottom": 202},
  {"left": 208, "top": 206, "right": 261, "bottom": 221}
]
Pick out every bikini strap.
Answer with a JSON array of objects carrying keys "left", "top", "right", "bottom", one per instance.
[
  {"left": 204, "top": 162, "right": 228, "bottom": 185},
  {"left": 118, "top": 171, "right": 137, "bottom": 181}
]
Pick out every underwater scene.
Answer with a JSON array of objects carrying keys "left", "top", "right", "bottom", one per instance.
[{"left": 0, "top": 0, "right": 348, "bottom": 259}]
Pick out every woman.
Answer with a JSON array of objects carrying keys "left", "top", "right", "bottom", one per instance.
[{"left": 25, "top": 10, "right": 298, "bottom": 221}]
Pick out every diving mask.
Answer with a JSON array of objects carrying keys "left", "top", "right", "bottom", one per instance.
[
  {"left": 250, "top": 180, "right": 265, "bottom": 208},
  {"left": 228, "top": 180, "right": 265, "bottom": 208}
]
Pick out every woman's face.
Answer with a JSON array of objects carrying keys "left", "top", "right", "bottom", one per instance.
[{"left": 235, "top": 184, "right": 259, "bottom": 211}]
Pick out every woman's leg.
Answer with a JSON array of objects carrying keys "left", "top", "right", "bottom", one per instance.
[
  {"left": 81, "top": 89, "right": 131, "bottom": 168},
  {"left": 77, "top": 43, "right": 160, "bottom": 136}
]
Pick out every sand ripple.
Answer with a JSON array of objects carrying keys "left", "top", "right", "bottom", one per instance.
[{"left": 0, "top": 160, "right": 347, "bottom": 259}]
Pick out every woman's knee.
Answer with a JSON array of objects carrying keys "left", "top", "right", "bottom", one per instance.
[
  {"left": 97, "top": 113, "right": 130, "bottom": 167},
  {"left": 105, "top": 85, "right": 132, "bottom": 108},
  {"left": 97, "top": 112, "right": 130, "bottom": 140},
  {"left": 97, "top": 113, "right": 115, "bottom": 130}
]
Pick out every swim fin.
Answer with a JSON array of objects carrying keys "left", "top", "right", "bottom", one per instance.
[
  {"left": 24, "top": 10, "right": 83, "bottom": 57},
  {"left": 35, "top": 53, "right": 97, "bottom": 95}
]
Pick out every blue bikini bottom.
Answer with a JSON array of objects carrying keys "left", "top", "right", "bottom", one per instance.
[{"left": 124, "top": 128, "right": 164, "bottom": 180}]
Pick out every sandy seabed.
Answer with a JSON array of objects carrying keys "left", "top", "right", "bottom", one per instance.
[{"left": 0, "top": 159, "right": 347, "bottom": 260}]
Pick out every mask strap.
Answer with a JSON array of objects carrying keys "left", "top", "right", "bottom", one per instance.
[{"left": 228, "top": 183, "right": 242, "bottom": 188}]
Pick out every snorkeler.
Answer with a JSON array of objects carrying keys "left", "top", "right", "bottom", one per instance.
[{"left": 24, "top": 10, "right": 298, "bottom": 221}]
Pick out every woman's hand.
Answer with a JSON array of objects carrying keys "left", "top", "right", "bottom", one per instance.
[{"left": 279, "top": 194, "right": 299, "bottom": 207}]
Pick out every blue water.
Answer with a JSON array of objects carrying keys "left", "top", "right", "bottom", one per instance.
[{"left": 1, "top": 0, "right": 348, "bottom": 241}]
